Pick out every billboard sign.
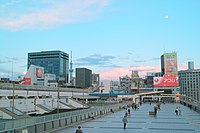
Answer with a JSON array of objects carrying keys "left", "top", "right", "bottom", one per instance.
[
  {"left": 21, "top": 78, "right": 31, "bottom": 85},
  {"left": 154, "top": 74, "right": 179, "bottom": 87},
  {"left": 164, "top": 53, "right": 178, "bottom": 74},
  {"left": 36, "top": 68, "right": 43, "bottom": 78}
]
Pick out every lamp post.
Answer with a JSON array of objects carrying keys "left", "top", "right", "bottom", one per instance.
[
  {"left": 57, "top": 84, "right": 60, "bottom": 113},
  {"left": 11, "top": 60, "right": 15, "bottom": 132},
  {"left": 83, "top": 88, "right": 84, "bottom": 104}
]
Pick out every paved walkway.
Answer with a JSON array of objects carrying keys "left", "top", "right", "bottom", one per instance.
[{"left": 53, "top": 103, "right": 200, "bottom": 133}]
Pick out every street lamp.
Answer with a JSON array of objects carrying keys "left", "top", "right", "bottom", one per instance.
[
  {"left": 10, "top": 59, "right": 15, "bottom": 132},
  {"left": 57, "top": 84, "right": 60, "bottom": 113}
]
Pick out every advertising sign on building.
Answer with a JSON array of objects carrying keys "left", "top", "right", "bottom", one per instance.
[
  {"left": 164, "top": 53, "right": 178, "bottom": 74},
  {"left": 21, "top": 78, "right": 31, "bottom": 85},
  {"left": 154, "top": 74, "right": 179, "bottom": 87},
  {"left": 36, "top": 68, "right": 43, "bottom": 78}
]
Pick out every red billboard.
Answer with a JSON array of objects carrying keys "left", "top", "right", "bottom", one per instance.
[
  {"left": 21, "top": 78, "right": 31, "bottom": 85},
  {"left": 36, "top": 68, "right": 43, "bottom": 78},
  {"left": 154, "top": 74, "right": 179, "bottom": 87}
]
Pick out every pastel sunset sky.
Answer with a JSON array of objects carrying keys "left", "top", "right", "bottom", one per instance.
[{"left": 0, "top": 0, "right": 199, "bottom": 80}]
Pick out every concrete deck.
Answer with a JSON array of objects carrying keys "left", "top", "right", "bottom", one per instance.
[{"left": 53, "top": 103, "right": 200, "bottom": 133}]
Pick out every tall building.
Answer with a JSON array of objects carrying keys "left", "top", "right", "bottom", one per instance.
[
  {"left": 92, "top": 74, "right": 100, "bottom": 87},
  {"left": 179, "top": 69, "right": 200, "bottom": 102},
  {"left": 28, "top": 50, "right": 69, "bottom": 84},
  {"left": 161, "top": 52, "right": 178, "bottom": 75},
  {"left": 188, "top": 61, "right": 194, "bottom": 70},
  {"left": 76, "top": 68, "right": 92, "bottom": 88},
  {"left": 119, "top": 75, "right": 132, "bottom": 94},
  {"left": 154, "top": 52, "right": 179, "bottom": 96}
]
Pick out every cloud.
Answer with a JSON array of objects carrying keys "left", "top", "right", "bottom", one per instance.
[
  {"left": 75, "top": 54, "right": 119, "bottom": 68},
  {"left": 178, "top": 63, "right": 187, "bottom": 71},
  {"left": 0, "top": 60, "right": 8, "bottom": 64},
  {"left": 0, "top": 0, "right": 111, "bottom": 30},
  {"left": 19, "top": 65, "right": 27, "bottom": 68},
  {"left": 100, "top": 65, "right": 161, "bottom": 80},
  {"left": 0, "top": 68, "right": 10, "bottom": 73},
  {"left": 0, "top": 57, "right": 25, "bottom": 64},
  {"left": 100, "top": 63, "right": 189, "bottom": 80},
  {"left": 133, "top": 57, "right": 160, "bottom": 63}
]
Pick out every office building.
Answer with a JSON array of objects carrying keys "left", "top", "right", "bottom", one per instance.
[
  {"left": 179, "top": 69, "right": 200, "bottom": 102},
  {"left": 28, "top": 50, "right": 69, "bottom": 84},
  {"left": 92, "top": 74, "right": 100, "bottom": 87},
  {"left": 154, "top": 52, "right": 179, "bottom": 96},
  {"left": 161, "top": 52, "right": 178, "bottom": 75},
  {"left": 119, "top": 75, "right": 132, "bottom": 94},
  {"left": 188, "top": 61, "right": 194, "bottom": 70},
  {"left": 76, "top": 68, "right": 92, "bottom": 88}
]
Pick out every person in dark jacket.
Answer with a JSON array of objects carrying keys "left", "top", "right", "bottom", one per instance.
[{"left": 75, "top": 126, "right": 83, "bottom": 133}]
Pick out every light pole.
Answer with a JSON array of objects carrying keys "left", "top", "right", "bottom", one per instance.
[
  {"left": 83, "top": 88, "right": 84, "bottom": 104},
  {"left": 57, "top": 84, "right": 60, "bottom": 114},
  {"left": 11, "top": 60, "right": 15, "bottom": 132}
]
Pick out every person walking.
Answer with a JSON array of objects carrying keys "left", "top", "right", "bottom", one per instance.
[
  {"left": 128, "top": 109, "right": 131, "bottom": 116},
  {"left": 122, "top": 115, "right": 128, "bottom": 129},
  {"left": 178, "top": 107, "right": 181, "bottom": 115},
  {"left": 175, "top": 107, "right": 178, "bottom": 115},
  {"left": 75, "top": 126, "right": 83, "bottom": 133},
  {"left": 154, "top": 105, "right": 157, "bottom": 115},
  {"left": 134, "top": 104, "right": 137, "bottom": 110},
  {"left": 90, "top": 113, "right": 94, "bottom": 119}
]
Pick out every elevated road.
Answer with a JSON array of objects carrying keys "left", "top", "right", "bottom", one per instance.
[{"left": 0, "top": 83, "right": 92, "bottom": 93}]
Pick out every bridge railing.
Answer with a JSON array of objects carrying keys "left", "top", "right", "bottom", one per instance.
[
  {"left": 180, "top": 95, "right": 200, "bottom": 112},
  {"left": 0, "top": 101, "right": 132, "bottom": 132}
]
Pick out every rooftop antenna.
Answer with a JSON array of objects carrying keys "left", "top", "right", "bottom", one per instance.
[{"left": 69, "top": 51, "right": 73, "bottom": 84}]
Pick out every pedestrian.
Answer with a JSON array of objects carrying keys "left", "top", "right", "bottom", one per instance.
[
  {"left": 125, "top": 108, "right": 128, "bottom": 116},
  {"left": 122, "top": 115, "right": 128, "bottom": 129},
  {"left": 134, "top": 104, "right": 137, "bottom": 110},
  {"left": 154, "top": 105, "right": 157, "bottom": 115},
  {"left": 75, "top": 126, "right": 83, "bottom": 133},
  {"left": 178, "top": 107, "right": 181, "bottom": 115},
  {"left": 175, "top": 107, "right": 178, "bottom": 115},
  {"left": 132, "top": 103, "right": 134, "bottom": 109},
  {"left": 110, "top": 109, "right": 114, "bottom": 113},
  {"left": 128, "top": 109, "right": 131, "bottom": 116},
  {"left": 90, "top": 113, "right": 94, "bottom": 119}
]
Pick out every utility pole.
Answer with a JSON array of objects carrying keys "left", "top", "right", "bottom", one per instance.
[
  {"left": 11, "top": 60, "right": 15, "bottom": 132},
  {"left": 69, "top": 51, "right": 73, "bottom": 85},
  {"left": 57, "top": 85, "right": 60, "bottom": 113}
]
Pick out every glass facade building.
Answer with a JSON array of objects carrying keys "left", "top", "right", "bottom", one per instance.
[{"left": 28, "top": 50, "right": 69, "bottom": 84}]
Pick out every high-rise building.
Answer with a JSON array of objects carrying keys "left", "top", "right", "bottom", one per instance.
[
  {"left": 154, "top": 52, "right": 179, "bottom": 96},
  {"left": 28, "top": 50, "right": 69, "bottom": 84},
  {"left": 161, "top": 52, "right": 178, "bottom": 75},
  {"left": 188, "top": 61, "right": 194, "bottom": 70},
  {"left": 179, "top": 69, "right": 200, "bottom": 103},
  {"left": 92, "top": 74, "right": 100, "bottom": 87},
  {"left": 75, "top": 68, "right": 92, "bottom": 88},
  {"left": 119, "top": 75, "right": 132, "bottom": 94}
]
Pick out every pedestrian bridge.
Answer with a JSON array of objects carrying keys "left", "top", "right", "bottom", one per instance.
[{"left": 52, "top": 103, "right": 200, "bottom": 133}]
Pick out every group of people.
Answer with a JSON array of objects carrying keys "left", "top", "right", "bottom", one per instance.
[
  {"left": 175, "top": 107, "right": 182, "bottom": 115},
  {"left": 76, "top": 104, "right": 184, "bottom": 132},
  {"left": 123, "top": 106, "right": 135, "bottom": 129}
]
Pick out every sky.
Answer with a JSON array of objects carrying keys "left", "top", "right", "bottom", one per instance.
[{"left": 0, "top": 0, "right": 200, "bottom": 81}]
